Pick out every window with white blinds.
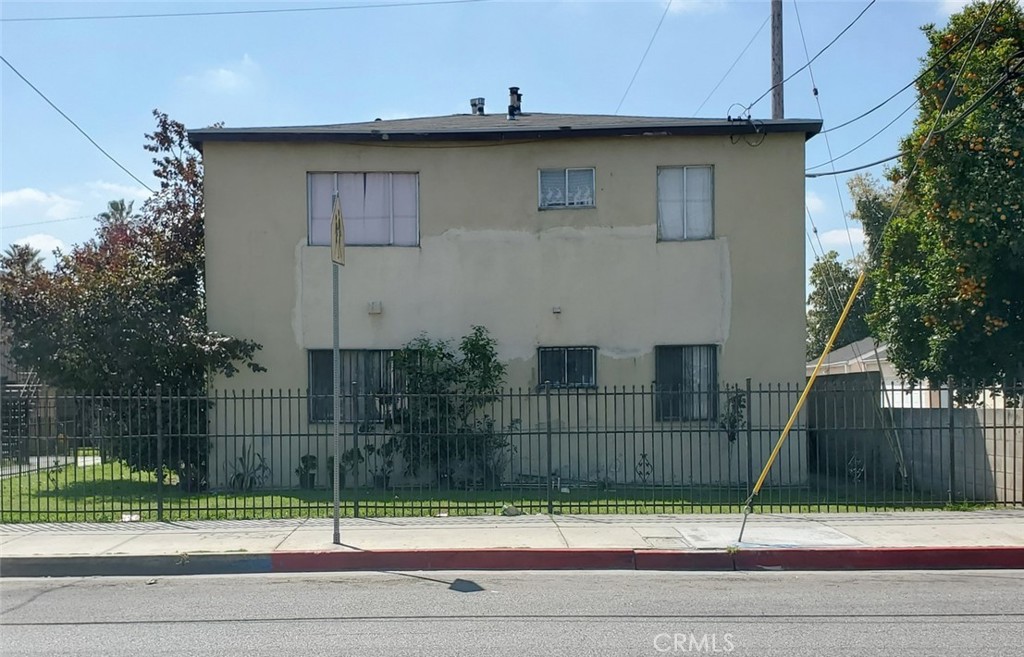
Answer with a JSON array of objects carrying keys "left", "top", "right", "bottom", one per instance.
[
  {"left": 657, "top": 166, "right": 714, "bottom": 241},
  {"left": 539, "top": 168, "right": 595, "bottom": 209},
  {"left": 308, "top": 172, "right": 419, "bottom": 246}
]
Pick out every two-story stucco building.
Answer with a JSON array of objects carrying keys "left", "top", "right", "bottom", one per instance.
[
  {"left": 191, "top": 91, "right": 819, "bottom": 396},
  {"left": 189, "top": 90, "right": 820, "bottom": 489}
]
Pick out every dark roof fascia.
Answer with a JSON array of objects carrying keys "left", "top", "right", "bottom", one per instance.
[{"left": 188, "top": 120, "right": 823, "bottom": 151}]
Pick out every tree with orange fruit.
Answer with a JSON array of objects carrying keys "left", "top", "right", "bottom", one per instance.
[{"left": 869, "top": 0, "right": 1023, "bottom": 399}]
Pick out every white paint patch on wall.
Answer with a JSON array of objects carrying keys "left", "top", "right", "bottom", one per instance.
[{"left": 299, "top": 225, "right": 732, "bottom": 371}]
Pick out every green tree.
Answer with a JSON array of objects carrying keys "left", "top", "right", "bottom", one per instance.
[
  {"left": 0, "top": 111, "right": 263, "bottom": 488},
  {"left": 97, "top": 199, "right": 136, "bottom": 225},
  {"left": 806, "top": 250, "right": 870, "bottom": 360},
  {"left": 379, "top": 326, "right": 518, "bottom": 489},
  {"left": 870, "top": 1, "right": 1024, "bottom": 393},
  {"left": 0, "top": 244, "right": 44, "bottom": 282},
  {"left": 847, "top": 173, "right": 897, "bottom": 272}
]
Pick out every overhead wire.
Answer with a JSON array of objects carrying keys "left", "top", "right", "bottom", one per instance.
[
  {"left": 615, "top": 1, "right": 673, "bottom": 115},
  {"left": 805, "top": 48, "right": 1021, "bottom": 178},
  {"left": 0, "top": 55, "right": 155, "bottom": 193},
  {"left": 806, "top": 97, "right": 918, "bottom": 170},
  {"left": 3, "top": 215, "right": 96, "bottom": 231},
  {"left": 805, "top": 152, "right": 904, "bottom": 177},
  {"left": 820, "top": 19, "right": 985, "bottom": 134},
  {"left": 792, "top": 0, "right": 857, "bottom": 257},
  {"left": 795, "top": 0, "right": 872, "bottom": 398},
  {"left": 0, "top": 0, "right": 490, "bottom": 23},
  {"left": 742, "top": 0, "right": 877, "bottom": 115},
  {"left": 794, "top": 0, "right": 907, "bottom": 472},
  {"left": 693, "top": 15, "right": 770, "bottom": 115}
]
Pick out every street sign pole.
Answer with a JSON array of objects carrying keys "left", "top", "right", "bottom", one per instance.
[
  {"left": 331, "top": 193, "right": 345, "bottom": 545},
  {"left": 332, "top": 262, "right": 341, "bottom": 545}
]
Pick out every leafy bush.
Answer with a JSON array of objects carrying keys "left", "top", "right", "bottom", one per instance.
[{"left": 380, "top": 326, "right": 518, "bottom": 489}]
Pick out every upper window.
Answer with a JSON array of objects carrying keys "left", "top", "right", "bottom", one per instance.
[
  {"left": 657, "top": 166, "right": 713, "bottom": 241},
  {"left": 538, "top": 347, "right": 596, "bottom": 387},
  {"left": 655, "top": 345, "right": 718, "bottom": 421},
  {"left": 308, "top": 349, "right": 401, "bottom": 423},
  {"left": 539, "top": 168, "right": 595, "bottom": 209},
  {"left": 309, "top": 172, "right": 419, "bottom": 247}
]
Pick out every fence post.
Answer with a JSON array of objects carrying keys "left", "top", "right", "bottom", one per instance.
[
  {"left": 745, "top": 378, "right": 753, "bottom": 493},
  {"left": 947, "top": 376, "right": 955, "bottom": 505},
  {"left": 156, "top": 384, "right": 164, "bottom": 522},
  {"left": 545, "top": 382, "right": 553, "bottom": 515},
  {"left": 353, "top": 382, "right": 360, "bottom": 519}
]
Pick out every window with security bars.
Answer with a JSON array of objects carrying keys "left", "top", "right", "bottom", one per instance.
[
  {"left": 308, "top": 172, "right": 419, "bottom": 246},
  {"left": 655, "top": 345, "right": 718, "bottom": 421},
  {"left": 538, "top": 347, "right": 596, "bottom": 387},
  {"left": 657, "top": 165, "right": 713, "bottom": 240},
  {"left": 539, "top": 168, "right": 595, "bottom": 209},
  {"left": 308, "top": 350, "right": 401, "bottom": 423}
]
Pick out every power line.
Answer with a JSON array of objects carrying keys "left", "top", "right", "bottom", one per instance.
[
  {"left": 3, "top": 214, "right": 95, "bottom": 230},
  {"left": 0, "top": 55, "right": 155, "bottom": 193},
  {"left": 793, "top": 0, "right": 857, "bottom": 257},
  {"left": 805, "top": 47, "right": 1020, "bottom": 179},
  {"left": 795, "top": 0, "right": 879, "bottom": 382},
  {"left": 693, "top": 15, "right": 770, "bottom": 115},
  {"left": 821, "top": 20, "right": 984, "bottom": 134},
  {"left": 805, "top": 152, "right": 903, "bottom": 178},
  {"left": 744, "top": 0, "right": 876, "bottom": 115},
  {"left": 0, "top": 0, "right": 489, "bottom": 23},
  {"left": 615, "top": 1, "right": 673, "bottom": 115},
  {"left": 807, "top": 97, "right": 917, "bottom": 170},
  {"left": 876, "top": 0, "right": 1000, "bottom": 232}
]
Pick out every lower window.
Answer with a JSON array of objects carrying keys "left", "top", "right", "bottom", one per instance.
[
  {"left": 538, "top": 347, "right": 596, "bottom": 387},
  {"left": 655, "top": 345, "right": 718, "bottom": 420},
  {"left": 308, "top": 350, "right": 399, "bottom": 423}
]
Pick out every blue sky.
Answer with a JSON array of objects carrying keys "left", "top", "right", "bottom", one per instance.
[{"left": 1, "top": 0, "right": 972, "bottom": 281}]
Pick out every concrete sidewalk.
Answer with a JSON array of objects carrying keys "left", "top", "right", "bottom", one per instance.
[{"left": 2, "top": 510, "right": 1023, "bottom": 577}]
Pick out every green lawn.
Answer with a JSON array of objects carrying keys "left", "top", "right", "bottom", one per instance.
[{"left": 0, "top": 461, "right": 961, "bottom": 523}]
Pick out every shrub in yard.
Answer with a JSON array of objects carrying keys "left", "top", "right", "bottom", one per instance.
[{"left": 381, "top": 326, "right": 518, "bottom": 490}]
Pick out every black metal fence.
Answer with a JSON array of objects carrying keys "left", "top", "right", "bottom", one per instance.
[{"left": 1, "top": 378, "right": 1021, "bottom": 522}]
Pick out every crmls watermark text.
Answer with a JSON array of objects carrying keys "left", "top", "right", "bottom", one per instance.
[{"left": 653, "top": 633, "right": 735, "bottom": 653}]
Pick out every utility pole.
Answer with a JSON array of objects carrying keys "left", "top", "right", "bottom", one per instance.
[{"left": 771, "top": 0, "right": 784, "bottom": 119}]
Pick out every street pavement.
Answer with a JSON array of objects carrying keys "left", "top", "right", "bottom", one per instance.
[
  {"left": 3, "top": 570, "right": 1023, "bottom": 656},
  {"left": 2, "top": 510, "right": 1023, "bottom": 576}
]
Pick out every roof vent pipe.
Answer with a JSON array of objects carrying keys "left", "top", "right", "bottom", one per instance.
[
  {"left": 470, "top": 98, "right": 485, "bottom": 115},
  {"left": 507, "top": 86, "right": 522, "bottom": 120}
]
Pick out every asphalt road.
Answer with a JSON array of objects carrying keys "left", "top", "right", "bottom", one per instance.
[{"left": 2, "top": 570, "right": 1022, "bottom": 656}]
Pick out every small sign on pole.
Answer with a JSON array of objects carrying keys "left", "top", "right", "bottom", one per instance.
[
  {"left": 331, "top": 193, "right": 345, "bottom": 266},
  {"left": 331, "top": 193, "right": 345, "bottom": 545}
]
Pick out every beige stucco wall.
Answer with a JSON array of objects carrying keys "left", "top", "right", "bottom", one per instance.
[{"left": 203, "top": 132, "right": 808, "bottom": 393}]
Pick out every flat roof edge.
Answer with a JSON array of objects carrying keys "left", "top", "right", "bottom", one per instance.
[{"left": 188, "top": 120, "right": 823, "bottom": 150}]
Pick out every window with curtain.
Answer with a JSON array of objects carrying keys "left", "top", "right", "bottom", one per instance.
[
  {"left": 657, "top": 166, "right": 714, "bottom": 241},
  {"left": 308, "top": 172, "right": 419, "bottom": 246},
  {"left": 655, "top": 345, "right": 718, "bottom": 421},
  {"left": 539, "top": 168, "right": 595, "bottom": 209},
  {"left": 308, "top": 349, "right": 402, "bottom": 423},
  {"left": 538, "top": 347, "right": 597, "bottom": 387}
]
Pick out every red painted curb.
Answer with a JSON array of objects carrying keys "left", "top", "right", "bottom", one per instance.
[
  {"left": 271, "top": 548, "right": 637, "bottom": 572},
  {"left": 633, "top": 550, "right": 735, "bottom": 571},
  {"left": 266, "top": 546, "right": 1024, "bottom": 574},
  {"left": 733, "top": 546, "right": 1024, "bottom": 571}
]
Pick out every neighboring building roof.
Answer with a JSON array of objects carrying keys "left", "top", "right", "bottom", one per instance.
[
  {"left": 188, "top": 113, "right": 822, "bottom": 150},
  {"left": 807, "top": 337, "right": 888, "bottom": 369}
]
